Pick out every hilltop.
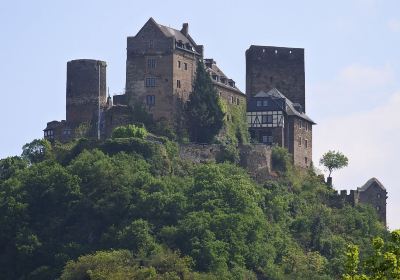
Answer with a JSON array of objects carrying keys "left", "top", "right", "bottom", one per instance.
[{"left": 0, "top": 136, "right": 387, "bottom": 279}]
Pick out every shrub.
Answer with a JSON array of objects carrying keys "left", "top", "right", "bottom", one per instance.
[
  {"left": 271, "top": 146, "right": 292, "bottom": 173},
  {"left": 111, "top": 124, "right": 148, "bottom": 139}
]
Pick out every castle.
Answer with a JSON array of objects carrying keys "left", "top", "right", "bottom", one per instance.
[{"left": 43, "top": 18, "right": 387, "bottom": 225}]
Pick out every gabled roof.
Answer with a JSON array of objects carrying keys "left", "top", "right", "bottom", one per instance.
[
  {"left": 358, "top": 177, "right": 386, "bottom": 192},
  {"left": 254, "top": 89, "right": 315, "bottom": 124},
  {"left": 137, "top": 18, "right": 199, "bottom": 54}
]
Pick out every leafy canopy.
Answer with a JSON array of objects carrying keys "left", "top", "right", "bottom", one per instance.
[
  {"left": 319, "top": 150, "right": 349, "bottom": 177},
  {"left": 342, "top": 230, "right": 400, "bottom": 280},
  {"left": 186, "top": 60, "right": 224, "bottom": 143}
]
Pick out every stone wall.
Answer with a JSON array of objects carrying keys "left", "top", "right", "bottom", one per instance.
[
  {"left": 179, "top": 143, "right": 273, "bottom": 182},
  {"left": 179, "top": 144, "right": 220, "bottom": 163},
  {"left": 239, "top": 144, "right": 272, "bottom": 182}
]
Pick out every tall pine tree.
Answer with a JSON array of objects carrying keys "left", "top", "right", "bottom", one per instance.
[{"left": 186, "top": 60, "right": 224, "bottom": 143}]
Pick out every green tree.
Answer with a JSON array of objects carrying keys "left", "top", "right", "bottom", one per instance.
[
  {"left": 21, "top": 139, "right": 53, "bottom": 164},
  {"left": 319, "top": 150, "right": 349, "bottom": 178},
  {"left": 0, "top": 156, "right": 27, "bottom": 180},
  {"left": 186, "top": 60, "right": 224, "bottom": 143},
  {"left": 342, "top": 230, "right": 400, "bottom": 279},
  {"left": 60, "top": 249, "right": 215, "bottom": 280}
]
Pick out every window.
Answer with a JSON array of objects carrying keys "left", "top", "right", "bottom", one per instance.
[
  {"left": 304, "top": 139, "right": 308, "bottom": 148},
  {"left": 298, "top": 136, "right": 302, "bottom": 146},
  {"left": 305, "top": 157, "right": 308, "bottom": 165},
  {"left": 230, "top": 96, "right": 234, "bottom": 104},
  {"left": 44, "top": 130, "right": 54, "bottom": 138},
  {"left": 376, "top": 206, "right": 380, "bottom": 211},
  {"left": 262, "top": 135, "right": 273, "bottom": 144},
  {"left": 299, "top": 120, "right": 303, "bottom": 129},
  {"left": 63, "top": 129, "right": 71, "bottom": 135},
  {"left": 219, "top": 91, "right": 222, "bottom": 97},
  {"left": 147, "top": 58, "right": 156, "bottom": 69},
  {"left": 236, "top": 98, "right": 240, "bottom": 105},
  {"left": 305, "top": 122, "right": 308, "bottom": 131},
  {"left": 377, "top": 193, "right": 381, "bottom": 198},
  {"left": 145, "top": 77, "right": 156, "bottom": 87},
  {"left": 256, "top": 100, "right": 262, "bottom": 107},
  {"left": 262, "top": 115, "right": 273, "bottom": 124},
  {"left": 263, "top": 100, "right": 268, "bottom": 106},
  {"left": 146, "top": 95, "right": 155, "bottom": 105},
  {"left": 149, "top": 40, "right": 154, "bottom": 48},
  {"left": 184, "top": 63, "right": 188, "bottom": 70},
  {"left": 176, "top": 80, "right": 181, "bottom": 88},
  {"left": 177, "top": 61, "right": 181, "bottom": 69}
]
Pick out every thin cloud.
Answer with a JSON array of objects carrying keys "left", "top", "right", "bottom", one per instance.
[
  {"left": 309, "top": 64, "right": 395, "bottom": 117},
  {"left": 339, "top": 64, "right": 394, "bottom": 89},
  {"left": 387, "top": 19, "right": 400, "bottom": 32}
]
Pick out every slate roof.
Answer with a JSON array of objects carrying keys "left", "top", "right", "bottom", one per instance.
[
  {"left": 254, "top": 88, "right": 315, "bottom": 123},
  {"left": 158, "top": 24, "right": 191, "bottom": 45},
  {"left": 358, "top": 177, "right": 386, "bottom": 192},
  {"left": 205, "top": 60, "right": 245, "bottom": 95},
  {"left": 44, "top": 120, "right": 66, "bottom": 131}
]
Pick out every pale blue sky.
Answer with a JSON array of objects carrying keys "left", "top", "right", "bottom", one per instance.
[{"left": 1, "top": 0, "right": 399, "bottom": 227}]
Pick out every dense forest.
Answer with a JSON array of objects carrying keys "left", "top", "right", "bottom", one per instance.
[{"left": 0, "top": 134, "right": 393, "bottom": 279}]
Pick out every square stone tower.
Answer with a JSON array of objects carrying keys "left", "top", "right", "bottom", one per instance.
[
  {"left": 125, "top": 18, "right": 203, "bottom": 124},
  {"left": 246, "top": 45, "right": 306, "bottom": 112}
]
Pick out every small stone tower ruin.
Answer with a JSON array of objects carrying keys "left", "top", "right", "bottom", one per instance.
[{"left": 66, "top": 59, "right": 107, "bottom": 136}]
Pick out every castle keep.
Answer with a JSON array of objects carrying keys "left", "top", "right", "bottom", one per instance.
[{"left": 43, "top": 18, "right": 386, "bottom": 225}]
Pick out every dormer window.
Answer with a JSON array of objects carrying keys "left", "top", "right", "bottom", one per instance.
[
  {"left": 44, "top": 129, "right": 54, "bottom": 139},
  {"left": 256, "top": 100, "right": 262, "bottom": 107}
]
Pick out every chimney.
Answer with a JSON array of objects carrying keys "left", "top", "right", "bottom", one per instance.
[{"left": 182, "top": 23, "right": 189, "bottom": 36}]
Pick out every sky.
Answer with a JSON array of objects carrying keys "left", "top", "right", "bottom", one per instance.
[{"left": 0, "top": 0, "right": 399, "bottom": 228}]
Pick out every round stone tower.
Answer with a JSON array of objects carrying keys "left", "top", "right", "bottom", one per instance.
[{"left": 66, "top": 59, "right": 107, "bottom": 129}]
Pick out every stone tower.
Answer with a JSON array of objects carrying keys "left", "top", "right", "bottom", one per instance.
[
  {"left": 66, "top": 59, "right": 107, "bottom": 132},
  {"left": 246, "top": 45, "right": 306, "bottom": 112},
  {"left": 124, "top": 18, "right": 202, "bottom": 124}
]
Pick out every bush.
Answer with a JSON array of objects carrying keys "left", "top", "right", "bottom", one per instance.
[
  {"left": 111, "top": 124, "right": 148, "bottom": 139},
  {"left": 271, "top": 146, "right": 292, "bottom": 173},
  {"left": 216, "top": 143, "right": 239, "bottom": 164}
]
